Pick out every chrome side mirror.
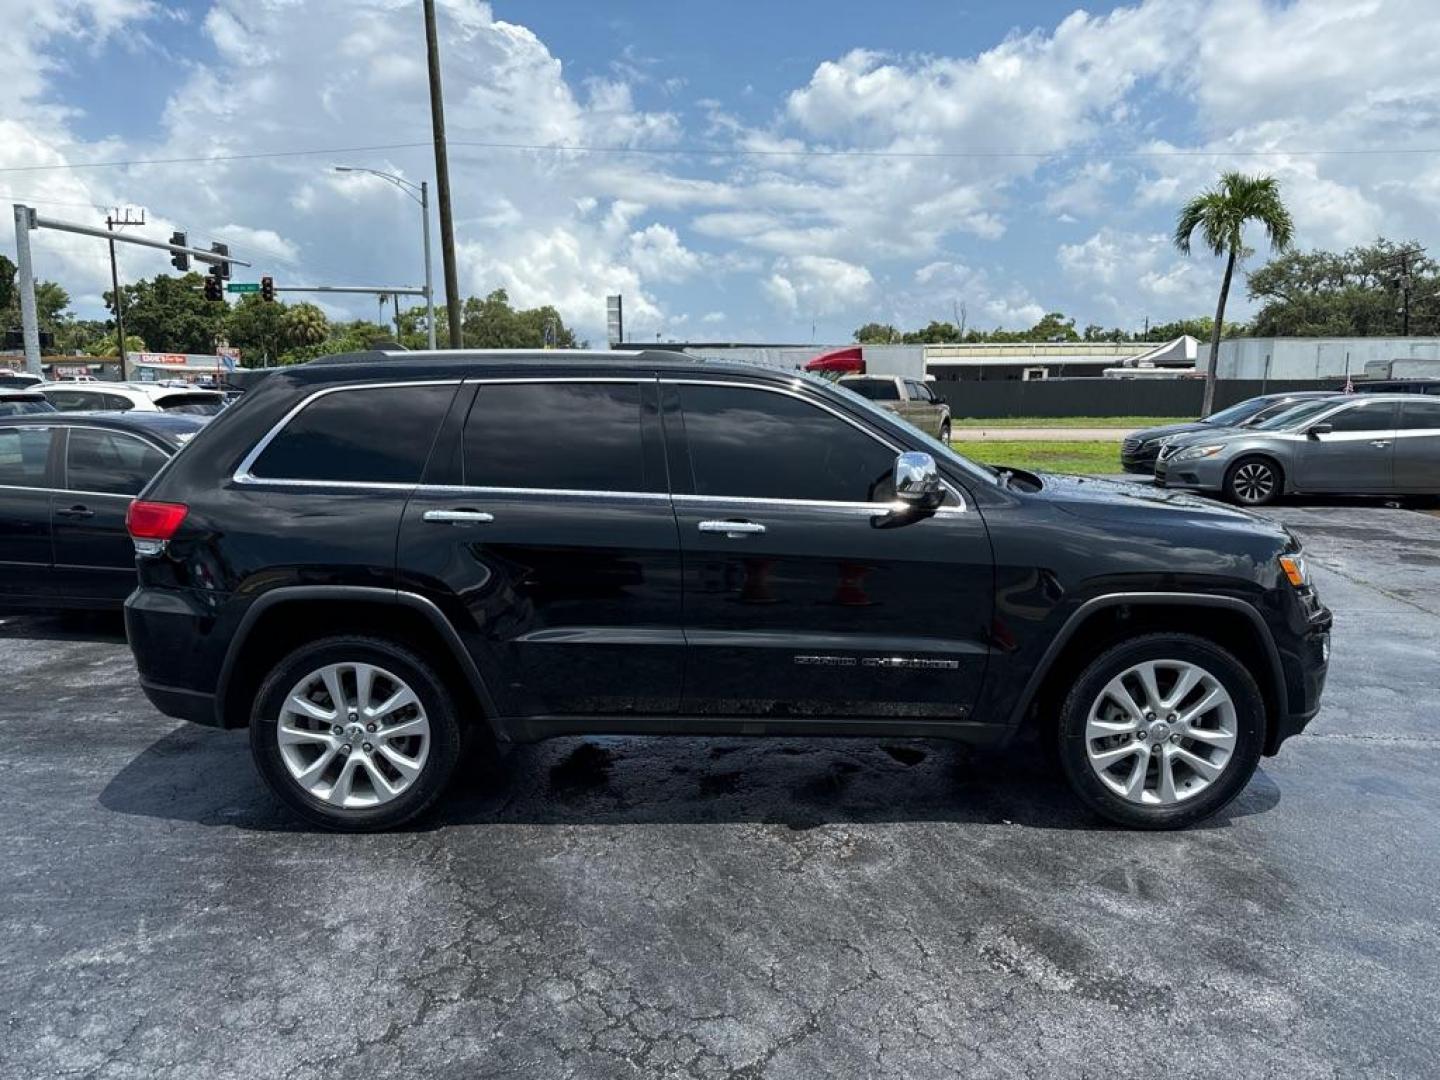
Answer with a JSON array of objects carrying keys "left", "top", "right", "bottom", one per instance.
[{"left": 894, "top": 451, "right": 942, "bottom": 508}]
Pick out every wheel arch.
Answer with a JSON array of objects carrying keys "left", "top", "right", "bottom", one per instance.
[
  {"left": 215, "top": 586, "right": 503, "bottom": 739},
  {"left": 1225, "top": 451, "right": 1289, "bottom": 498},
  {"left": 1009, "top": 592, "right": 1287, "bottom": 747}
]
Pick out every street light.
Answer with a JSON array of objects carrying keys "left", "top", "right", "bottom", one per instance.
[{"left": 333, "top": 165, "right": 437, "bottom": 350}]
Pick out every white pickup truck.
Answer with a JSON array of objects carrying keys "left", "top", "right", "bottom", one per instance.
[{"left": 838, "top": 375, "right": 952, "bottom": 441}]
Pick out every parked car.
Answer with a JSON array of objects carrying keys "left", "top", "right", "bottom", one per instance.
[
  {"left": 0, "top": 412, "right": 208, "bottom": 612},
  {"left": 0, "top": 370, "right": 45, "bottom": 389},
  {"left": 125, "top": 349, "right": 1330, "bottom": 832},
  {"left": 40, "top": 382, "right": 225, "bottom": 416},
  {"left": 1155, "top": 393, "right": 1438, "bottom": 505},
  {"left": 1121, "top": 391, "right": 1340, "bottom": 473},
  {"left": 1347, "top": 377, "right": 1440, "bottom": 396},
  {"left": 0, "top": 390, "right": 57, "bottom": 417},
  {"left": 837, "top": 375, "right": 952, "bottom": 440}
]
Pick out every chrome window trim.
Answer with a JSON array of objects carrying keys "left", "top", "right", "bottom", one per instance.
[
  {"left": 229, "top": 373, "right": 967, "bottom": 513},
  {"left": 233, "top": 379, "right": 464, "bottom": 486},
  {"left": 416, "top": 483, "right": 670, "bottom": 503},
  {"left": 661, "top": 377, "right": 967, "bottom": 511}
]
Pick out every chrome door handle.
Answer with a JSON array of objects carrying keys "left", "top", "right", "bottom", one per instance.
[
  {"left": 56, "top": 505, "right": 95, "bottom": 519},
  {"left": 1370, "top": 440, "right": 1391, "bottom": 448},
  {"left": 698, "top": 519, "right": 766, "bottom": 538},
  {"left": 422, "top": 509, "right": 495, "bottom": 524}
]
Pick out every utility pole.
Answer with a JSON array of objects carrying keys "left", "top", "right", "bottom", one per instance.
[
  {"left": 423, "top": 0, "right": 463, "bottom": 349},
  {"left": 106, "top": 207, "right": 144, "bottom": 381},
  {"left": 1400, "top": 250, "right": 1412, "bottom": 336}
]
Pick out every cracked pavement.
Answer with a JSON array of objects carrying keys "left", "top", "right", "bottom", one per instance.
[{"left": 1, "top": 502, "right": 1437, "bottom": 1078}]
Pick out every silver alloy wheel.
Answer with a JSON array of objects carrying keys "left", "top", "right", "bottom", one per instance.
[
  {"left": 276, "top": 662, "right": 431, "bottom": 809},
  {"left": 1084, "top": 659, "right": 1237, "bottom": 806},
  {"left": 1231, "top": 462, "right": 1276, "bottom": 504}
]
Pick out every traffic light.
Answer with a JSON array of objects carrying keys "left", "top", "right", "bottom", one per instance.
[
  {"left": 170, "top": 231, "right": 189, "bottom": 272},
  {"left": 203, "top": 273, "right": 223, "bottom": 302},
  {"left": 260, "top": 275, "right": 274, "bottom": 302},
  {"left": 209, "top": 241, "right": 231, "bottom": 280}
]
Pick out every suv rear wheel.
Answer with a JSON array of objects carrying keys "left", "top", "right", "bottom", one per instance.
[
  {"left": 249, "top": 636, "right": 462, "bottom": 831},
  {"left": 1057, "top": 633, "right": 1265, "bottom": 829}
]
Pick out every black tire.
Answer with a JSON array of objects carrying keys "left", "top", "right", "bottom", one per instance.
[
  {"left": 249, "top": 635, "right": 464, "bottom": 831},
  {"left": 1224, "top": 455, "right": 1283, "bottom": 507},
  {"left": 939, "top": 420, "right": 951, "bottom": 443},
  {"left": 1057, "top": 633, "right": 1266, "bottom": 830}
]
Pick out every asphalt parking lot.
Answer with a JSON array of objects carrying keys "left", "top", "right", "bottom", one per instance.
[{"left": 2, "top": 499, "right": 1438, "bottom": 1079}]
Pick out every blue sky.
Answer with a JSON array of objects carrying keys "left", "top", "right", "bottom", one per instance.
[{"left": 4, "top": 0, "right": 1438, "bottom": 348}]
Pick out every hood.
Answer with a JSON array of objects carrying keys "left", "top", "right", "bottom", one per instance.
[
  {"left": 1031, "top": 472, "right": 1290, "bottom": 536},
  {"left": 1129, "top": 420, "right": 1210, "bottom": 443}
]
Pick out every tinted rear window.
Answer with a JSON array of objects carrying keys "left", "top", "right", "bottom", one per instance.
[
  {"left": 462, "top": 382, "right": 655, "bottom": 492},
  {"left": 1400, "top": 399, "right": 1440, "bottom": 430},
  {"left": 249, "top": 384, "right": 455, "bottom": 483},
  {"left": 0, "top": 427, "right": 54, "bottom": 487},
  {"left": 156, "top": 394, "right": 223, "bottom": 416},
  {"left": 840, "top": 378, "right": 900, "bottom": 401}
]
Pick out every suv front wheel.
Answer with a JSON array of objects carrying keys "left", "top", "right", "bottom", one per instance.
[
  {"left": 1057, "top": 633, "right": 1265, "bottom": 829},
  {"left": 250, "top": 636, "right": 463, "bottom": 831}
]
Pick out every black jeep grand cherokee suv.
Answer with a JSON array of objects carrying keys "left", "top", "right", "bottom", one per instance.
[{"left": 125, "top": 350, "right": 1331, "bottom": 831}]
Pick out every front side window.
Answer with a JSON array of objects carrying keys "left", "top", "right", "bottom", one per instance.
[
  {"left": 248, "top": 384, "right": 456, "bottom": 483},
  {"left": 1254, "top": 399, "right": 1340, "bottom": 431},
  {"left": 0, "top": 427, "right": 54, "bottom": 488},
  {"left": 462, "top": 382, "right": 654, "bottom": 492},
  {"left": 905, "top": 380, "right": 932, "bottom": 402},
  {"left": 1323, "top": 402, "right": 1398, "bottom": 433},
  {"left": 0, "top": 397, "right": 54, "bottom": 417},
  {"left": 680, "top": 384, "right": 896, "bottom": 503},
  {"left": 66, "top": 428, "right": 169, "bottom": 496}
]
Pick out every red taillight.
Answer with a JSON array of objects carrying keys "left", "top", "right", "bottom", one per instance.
[{"left": 126, "top": 500, "right": 189, "bottom": 541}]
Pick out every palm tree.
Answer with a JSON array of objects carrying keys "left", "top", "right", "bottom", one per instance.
[
  {"left": 1174, "top": 172, "right": 1294, "bottom": 414},
  {"left": 283, "top": 302, "right": 330, "bottom": 347}
]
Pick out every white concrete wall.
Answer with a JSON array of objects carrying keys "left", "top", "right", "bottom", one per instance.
[{"left": 1217, "top": 337, "right": 1440, "bottom": 379}]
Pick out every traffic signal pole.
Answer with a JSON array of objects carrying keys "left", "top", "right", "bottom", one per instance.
[{"left": 10, "top": 204, "right": 249, "bottom": 375}]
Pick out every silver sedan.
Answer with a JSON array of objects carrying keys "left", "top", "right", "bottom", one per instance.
[{"left": 1154, "top": 393, "right": 1440, "bottom": 506}]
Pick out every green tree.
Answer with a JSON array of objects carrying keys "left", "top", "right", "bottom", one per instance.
[
  {"left": 1026, "top": 311, "right": 1080, "bottom": 342},
  {"left": 108, "top": 273, "right": 227, "bottom": 354},
  {"left": 1175, "top": 171, "right": 1294, "bottom": 414},
  {"left": 453, "top": 289, "right": 578, "bottom": 349},
  {"left": 1246, "top": 238, "right": 1438, "bottom": 337},
  {"left": 900, "top": 320, "right": 963, "bottom": 344},
  {"left": 88, "top": 334, "right": 147, "bottom": 357},
  {"left": 853, "top": 322, "right": 901, "bottom": 344},
  {"left": 224, "top": 294, "right": 289, "bottom": 365},
  {"left": 52, "top": 319, "right": 112, "bottom": 356},
  {"left": 283, "top": 302, "right": 329, "bottom": 347}
]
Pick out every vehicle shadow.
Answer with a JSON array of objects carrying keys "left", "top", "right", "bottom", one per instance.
[
  {"left": 99, "top": 726, "right": 1281, "bottom": 834},
  {"left": 0, "top": 611, "right": 127, "bottom": 644}
]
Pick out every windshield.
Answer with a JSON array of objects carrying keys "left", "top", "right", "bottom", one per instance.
[
  {"left": 1205, "top": 397, "right": 1273, "bottom": 426},
  {"left": 839, "top": 377, "right": 900, "bottom": 401},
  {"left": 1253, "top": 399, "right": 1339, "bottom": 431},
  {"left": 809, "top": 372, "right": 999, "bottom": 488}
]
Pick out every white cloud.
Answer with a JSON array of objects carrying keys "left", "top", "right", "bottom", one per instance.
[
  {"left": 1058, "top": 228, "right": 1209, "bottom": 323},
  {"left": 626, "top": 223, "right": 702, "bottom": 281},
  {"left": 763, "top": 255, "right": 874, "bottom": 315}
]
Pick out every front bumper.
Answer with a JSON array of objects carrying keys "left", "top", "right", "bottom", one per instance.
[
  {"left": 1267, "top": 604, "right": 1332, "bottom": 755},
  {"left": 1153, "top": 453, "right": 1228, "bottom": 492}
]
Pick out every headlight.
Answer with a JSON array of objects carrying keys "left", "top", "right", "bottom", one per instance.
[
  {"left": 1174, "top": 443, "right": 1225, "bottom": 462},
  {"left": 1279, "top": 554, "right": 1308, "bottom": 588}
]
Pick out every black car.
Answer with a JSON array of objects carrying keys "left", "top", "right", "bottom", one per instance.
[
  {"left": 125, "top": 350, "right": 1331, "bottom": 832},
  {"left": 1121, "top": 391, "right": 1340, "bottom": 473},
  {"left": 0, "top": 412, "right": 207, "bottom": 612}
]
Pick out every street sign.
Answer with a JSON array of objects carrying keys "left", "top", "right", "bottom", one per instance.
[{"left": 226, "top": 282, "right": 260, "bottom": 294}]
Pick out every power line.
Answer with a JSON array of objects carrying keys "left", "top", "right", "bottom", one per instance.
[{"left": 4, "top": 139, "right": 1440, "bottom": 175}]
